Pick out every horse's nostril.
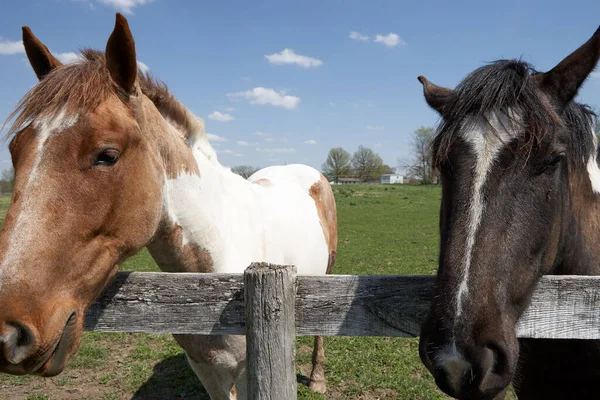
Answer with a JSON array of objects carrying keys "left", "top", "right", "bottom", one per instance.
[
  {"left": 486, "top": 342, "right": 510, "bottom": 376},
  {"left": 4, "top": 322, "right": 36, "bottom": 365}
]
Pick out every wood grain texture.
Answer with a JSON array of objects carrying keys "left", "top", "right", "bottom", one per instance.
[
  {"left": 244, "top": 263, "right": 297, "bottom": 400},
  {"left": 83, "top": 271, "right": 600, "bottom": 339}
]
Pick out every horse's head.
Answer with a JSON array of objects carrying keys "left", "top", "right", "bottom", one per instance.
[
  {"left": 0, "top": 14, "right": 183, "bottom": 376},
  {"left": 418, "top": 27, "right": 600, "bottom": 399}
]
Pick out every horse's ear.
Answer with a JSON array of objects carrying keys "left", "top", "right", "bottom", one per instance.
[
  {"left": 534, "top": 26, "right": 600, "bottom": 110},
  {"left": 22, "top": 27, "right": 63, "bottom": 80},
  {"left": 105, "top": 13, "right": 137, "bottom": 94},
  {"left": 418, "top": 76, "right": 454, "bottom": 116}
]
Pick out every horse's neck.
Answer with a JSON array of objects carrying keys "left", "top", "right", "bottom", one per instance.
[
  {"left": 558, "top": 169, "right": 600, "bottom": 275},
  {"left": 146, "top": 119, "right": 256, "bottom": 274}
]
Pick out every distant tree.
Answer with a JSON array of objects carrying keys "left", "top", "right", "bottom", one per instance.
[
  {"left": 322, "top": 147, "right": 351, "bottom": 183},
  {"left": 0, "top": 168, "right": 14, "bottom": 194},
  {"left": 231, "top": 165, "right": 259, "bottom": 179},
  {"left": 408, "top": 126, "right": 437, "bottom": 184},
  {"left": 2, "top": 168, "right": 14, "bottom": 182},
  {"left": 379, "top": 164, "right": 395, "bottom": 175},
  {"left": 351, "top": 145, "right": 384, "bottom": 182}
]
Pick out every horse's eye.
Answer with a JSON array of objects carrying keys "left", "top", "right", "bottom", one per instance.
[
  {"left": 542, "top": 153, "right": 565, "bottom": 174},
  {"left": 94, "top": 148, "right": 121, "bottom": 166}
]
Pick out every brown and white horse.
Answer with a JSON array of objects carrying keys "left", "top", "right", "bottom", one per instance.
[
  {"left": 418, "top": 27, "right": 600, "bottom": 399},
  {"left": 0, "top": 14, "right": 337, "bottom": 400}
]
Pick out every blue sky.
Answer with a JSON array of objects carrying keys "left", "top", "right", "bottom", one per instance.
[{"left": 0, "top": 0, "right": 599, "bottom": 172}]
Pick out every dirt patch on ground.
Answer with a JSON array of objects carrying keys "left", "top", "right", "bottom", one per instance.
[
  {"left": 0, "top": 337, "right": 137, "bottom": 400},
  {"left": 0, "top": 368, "right": 127, "bottom": 400},
  {"left": 351, "top": 191, "right": 383, "bottom": 197}
]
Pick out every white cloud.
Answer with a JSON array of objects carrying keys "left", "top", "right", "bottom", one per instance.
[
  {"left": 375, "top": 33, "right": 406, "bottom": 47},
  {"left": 55, "top": 52, "right": 81, "bottom": 63},
  {"left": 349, "top": 32, "right": 369, "bottom": 41},
  {"left": 137, "top": 61, "right": 150, "bottom": 73},
  {"left": 256, "top": 147, "right": 296, "bottom": 153},
  {"left": 591, "top": 72, "right": 600, "bottom": 78},
  {"left": 218, "top": 149, "right": 243, "bottom": 157},
  {"left": 95, "top": 0, "right": 154, "bottom": 14},
  {"left": 228, "top": 87, "right": 300, "bottom": 109},
  {"left": 304, "top": 140, "right": 317, "bottom": 145},
  {"left": 366, "top": 125, "right": 384, "bottom": 131},
  {"left": 208, "top": 111, "right": 235, "bottom": 122},
  {"left": 0, "top": 38, "right": 24, "bottom": 55},
  {"left": 374, "top": 143, "right": 383, "bottom": 148},
  {"left": 207, "top": 133, "right": 228, "bottom": 142},
  {"left": 253, "top": 132, "right": 287, "bottom": 142},
  {"left": 237, "top": 141, "right": 249, "bottom": 146},
  {"left": 226, "top": 107, "right": 235, "bottom": 112},
  {"left": 265, "top": 49, "right": 323, "bottom": 68}
]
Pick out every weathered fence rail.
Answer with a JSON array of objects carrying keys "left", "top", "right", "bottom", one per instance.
[
  {"left": 85, "top": 266, "right": 600, "bottom": 340},
  {"left": 82, "top": 264, "right": 600, "bottom": 400}
]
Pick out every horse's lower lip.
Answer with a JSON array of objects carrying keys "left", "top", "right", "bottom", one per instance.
[{"left": 37, "top": 311, "right": 78, "bottom": 377}]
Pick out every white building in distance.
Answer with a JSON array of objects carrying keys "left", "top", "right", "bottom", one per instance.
[{"left": 380, "top": 174, "right": 404, "bottom": 184}]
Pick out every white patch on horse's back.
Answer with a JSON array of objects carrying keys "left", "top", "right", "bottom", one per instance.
[
  {"left": 456, "top": 113, "right": 514, "bottom": 318},
  {"left": 586, "top": 125, "right": 600, "bottom": 194},
  {"left": 161, "top": 158, "right": 328, "bottom": 276},
  {"left": 435, "top": 343, "right": 472, "bottom": 395},
  {"left": 249, "top": 164, "right": 321, "bottom": 191},
  {"left": 0, "top": 110, "right": 78, "bottom": 288}
]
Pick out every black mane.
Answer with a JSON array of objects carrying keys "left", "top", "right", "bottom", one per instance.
[{"left": 563, "top": 102, "right": 597, "bottom": 169}]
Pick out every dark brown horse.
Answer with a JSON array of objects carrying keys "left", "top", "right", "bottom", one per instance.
[{"left": 418, "top": 27, "right": 600, "bottom": 399}]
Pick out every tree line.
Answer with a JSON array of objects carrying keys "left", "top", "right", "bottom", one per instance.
[
  {"left": 228, "top": 145, "right": 394, "bottom": 184},
  {"left": 321, "top": 145, "right": 394, "bottom": 183},
  {"left": 230, "top": 114, "right": 600, "bottom": 185}
]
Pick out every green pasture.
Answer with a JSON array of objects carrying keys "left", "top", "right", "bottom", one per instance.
[{"left": 0, "top": 185, "right": 474, "bottom": 399}]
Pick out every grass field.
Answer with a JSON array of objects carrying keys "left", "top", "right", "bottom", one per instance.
[{"left": 0, "top": 185, "right": 454, "bottom": 399}]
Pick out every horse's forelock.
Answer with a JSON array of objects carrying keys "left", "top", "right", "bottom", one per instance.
[
  {"left": 431, "top": 60, "right": 564, "bottom": 168},
  {"left": 4, "top": 49, "right": 202, "bottom": 149}
]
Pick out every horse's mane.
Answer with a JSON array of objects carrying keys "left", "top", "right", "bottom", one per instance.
[
  {"left": 432, "top": 60, "right": 566, "bottom": 166},
  {"left": 4, "top": 49, "right": 208, "bottom": 154},
  {"left": 562, "top": 102, "right": 597, "bottom": 169}
]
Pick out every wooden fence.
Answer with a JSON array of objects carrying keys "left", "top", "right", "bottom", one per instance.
[{"left": 83, "top": 263, "right": 600, "bottom": 399}]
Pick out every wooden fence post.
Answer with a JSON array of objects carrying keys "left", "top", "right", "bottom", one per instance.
[{"left": 244, "top": 263, "right": 298, "bottom": 400}]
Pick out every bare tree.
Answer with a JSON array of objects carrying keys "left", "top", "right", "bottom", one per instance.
[
  {"left": 408, "top": 126, "right": 436, "bottom": 184},
  {"left": 351, "top": 145, "right": 384, "bottom": 182},
  {"left": 322, "top": 147, "right": 351, "bottom": 183},
  {"left": 231, "top": 165, "right": 259, "bottom": 179}
]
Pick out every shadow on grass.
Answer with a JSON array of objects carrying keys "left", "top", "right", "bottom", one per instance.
[{"left": 132, "top": 354, "right": 210, "bottom": 399}]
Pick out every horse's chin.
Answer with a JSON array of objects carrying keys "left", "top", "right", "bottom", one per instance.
[{"left": 37, "top": 311, "right": 80, "bottom": 377}]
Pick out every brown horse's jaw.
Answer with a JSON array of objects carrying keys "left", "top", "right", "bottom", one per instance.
[{"left": 38, "top": 311, "right": 79, "bottom": 377}]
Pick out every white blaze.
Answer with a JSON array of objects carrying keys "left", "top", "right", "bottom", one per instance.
[
  {"left": 456, "top": 113, "right": 513, "bottom": 317},
  {"left": 0, "top": 110, "right": 78, "bottom": 288},
  {"left": 586, "top": 124, "right": 600, "bottom": 194}
]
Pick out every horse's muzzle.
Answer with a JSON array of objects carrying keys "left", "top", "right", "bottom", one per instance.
[{"left": 0, "top": 310, "right": 78, "bottom": 376}]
